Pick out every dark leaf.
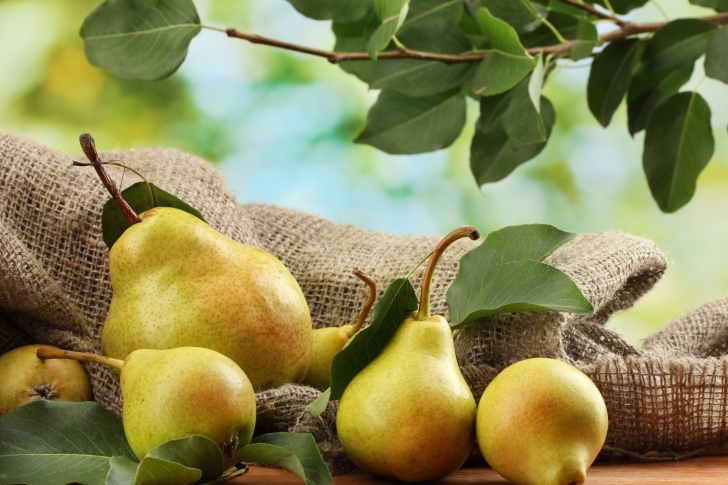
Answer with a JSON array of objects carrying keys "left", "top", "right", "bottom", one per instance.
[
  {"left": 237, "top": 433, "right": 332, "bottom": 485},
  {"left": 587, "top": 38, "right": 641, "bottom": 127},
  {"left": 329, "top": 278, "right": 419, "bottom": 400},
  {"left": 471, "top": 96, "right": 556, "bottom": 184},
  {"left": 705, "top": 25, "right": 728, "bottom": 83},
  {"left": 481, "top": 0, "right": 547, "bottom": 34},
  {"left": 520, "top": 11, "right": 578, "bottom": 47},
  {"left": 285, "top": 0, "right": 372, "bottom": 22},
  {"left": 626, "top": 62, "right": 693, "bottom": 135},
  {"left": 643, "top": 91, "right": 714, "bottom": 212},
  {"left": 102, "top": 181, "right": 205, "bottom": 249},
  {"left": 501, "top": 70, "right": 547, "bottom": 144},
  {"left": 403, "top": 0, "right": 463, "bottom": 26},
  {"left": 447, "top": 224, "right": 592, "bottom": 328},
  {"left": 368, "top": 0, "right": 409, "bottom": 58},
  {"left": 369, "top": 19, "right": 472, "bottom": 97},
  {"left": 689, "top": 0, "right": 728, "bottom": 11},
  {"left": 80, "top": 0, "right": 201, "bottom": 81},
  {"left": 355, "top": 89, "right": 467, "bottom": 154},
  {"left": 590, "top": 0, "right": 648, "bottom": 14},
  {"left": 570, "top": 18, "right": 600, "bottom": 61},
  {"left": 106, "top": 455, "right": 200, "bottom": 485},
  {"left": 0, "top": 401, "right": 135, "bottom": 485},
  {"left": 642, "top": 19, "right": 717, "bottom": 71},
  {"left": 333, "top": 12, "right": 379, "bottom": 82}
]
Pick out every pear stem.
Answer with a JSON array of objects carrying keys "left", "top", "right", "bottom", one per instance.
[
  {"left": 36, "top": 348, "right": 125, "bottom": 371},
  {"left": 348, "top": 268, "right": 377, "bottom": 337},
  {"left": 415, "top": 226, "right": 480, "bottom": 321},
  {"left": 79, "top": 133, "right": 142, "bottom": 227}
]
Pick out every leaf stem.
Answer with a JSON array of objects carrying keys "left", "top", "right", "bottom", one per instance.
[
  {"left": 218, "top": 12, "right": 728, "bottom": 64},
  {"left": 416, "top": 227, "right": 480, "bottom": 321},
  {"left": 649, "top": 0, "right": 670, "bottom": 22},
  {"left": 79, "top": 133, "right": 141, "bottom": 227},
  {"left": 349, "top": 269, "right": 377, "bottom": 337},
  {"left": 36, "top": 348, "right": 125, "bottom": 371},
  {"left": 72, "top": 160, "right": 156, "bottom": 206}
]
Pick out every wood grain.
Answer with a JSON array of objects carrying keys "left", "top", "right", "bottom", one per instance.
[{"left": 232, "top": 455, "right": 728, "bottom": 484}]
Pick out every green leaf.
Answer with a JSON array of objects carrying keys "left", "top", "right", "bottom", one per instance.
[
  {"left": 570, "top": 18, "right": 600, "bottom": 61},
  {"left": 590, "top": 0, "right": 648, "bottom": 14},
  {"left": 643, "top": 91, "right": 714, "bottom": 213},
  {"left": 547, "top": 0, "right": 591, "bottom": 17},
  {"left": 355, "top": 89, "right": 466, "bottom": 154},
  {"left": 705, "top": 25, "right": 728, "bottom": 83},
  {"left": 145, "top": 436, "right": 223, "bottom": 480},
  {"left": 481, "top": 0, "right": 547, "bottom": 34},
  {"left": 369, "top": 19, "right": 472, "bottom": 97},
  {"left": 329, "top": 278, "right": 419, "bottom": 400},
  {"left": 587, "top": 38, "right": 641, "bottom": 127},
  {"left": 501, "top": 70, "right": 547, "bottom": 144},
  {"left": 80, "top": 0, "right": 201, "bottom": 81},
  {"left": 285, "top": 0, "right": 373, "bottom": 22},
  {"left": 471, "top": 96, "right": 556, "bottom": 184},
  {"left": 447, "top": 224, "right": 592, "bottom": 328},
  {"left": 0, "top": 401, "right": 135, "bottom": 485},
  {"left": 368, "top": 0, "right": 410, "bottom": 58},
  {"left": 237, "top": 433, "right": 332, "bottom": 485},
  {"left": 333, "top": 12, "right": 379, "bottom": 82},
  {"left": 102, "top": 181, "right": 205, "bottom": 249},
  {"left": 106, "top": 455, "right": 201, "bottom": 485},
  {"left": 471, "top": 7, "right": 536, "bottom": 96},
  {"left": 626, "top": 62, "right": 693, "bottom": 136},
  {"left": 402, "top": 0, "right": 463, "bottom": 27},
  {"left": 520, "top": 11, "right": 578, "bottom": 47},
  {"left": 689, "top": 0, "right": 728, "bottom": 11},
  {"left": 642, "top": 19, "right": 717, "bottom": 72},
  {"left": 304, "top": 388, "right": 331, "bottom": 417}
]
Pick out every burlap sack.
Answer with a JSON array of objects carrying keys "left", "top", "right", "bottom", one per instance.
[{"left": 2, "top": 130, "right": 728, "bottom": 473}]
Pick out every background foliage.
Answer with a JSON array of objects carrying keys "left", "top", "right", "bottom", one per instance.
[{"left": 1, "top": 0, "right": 727, "bottom": 342}]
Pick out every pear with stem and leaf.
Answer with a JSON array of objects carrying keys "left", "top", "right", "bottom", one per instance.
[
  {"left": 36, "top": 346, "right": 256, "bottom": 467},
  {"left": 302, "top": 268, "right": 376, "bottom": 390},
  {"left": 336, "top": 227, "right": 480, "bottom": 483},
  {"left": 76, "top": 133, "right": 313, "bottom": 391}
]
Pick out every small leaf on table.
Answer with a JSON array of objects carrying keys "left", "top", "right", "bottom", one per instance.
[
  {"left": 106, "top": 454, "right": 201, "bottom": 485},
  {"left": 330, "top": 278, "right": 419, "bottom": 400},
  {"left": 0, "top": 401, "right": 135, "bottom": 485},
  {"left": 80, "top": 0, "right": 201, "bottom": 81},
  {"left": 102, "top": 181, "right": 205, "bottom": 249},
  {"left": 447, "top": 224, "right": 593, "bottom": 328},
  {"left": 236, "top": 433, "right": 332, "bottom": 485},
  {"left": 643, "top": 91, "right": 714, "bottom": 213}
]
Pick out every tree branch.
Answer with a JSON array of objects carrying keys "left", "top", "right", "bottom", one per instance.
[{"left": 224, "top": 11, "right": 728, "bottom": 65}]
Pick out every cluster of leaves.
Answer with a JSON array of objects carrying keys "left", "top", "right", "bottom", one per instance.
[
  {"left": 307, "top": 223, "right": 593, "bottom": 414},
  {"left": 0, "top": 400, "right": 332, "bottom": 485},
  {"left": 79, "top": 0, "right": 728, "bottom": 213}
]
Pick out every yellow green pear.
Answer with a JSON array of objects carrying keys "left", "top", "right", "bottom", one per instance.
[
  {"left": 476, "top": 358, "right": 608, "bottom": 485},
  {"left": 302, "top": 268, "right": 376, "bottom": 390},
  {"left": 0, "top": 344, "right": 91, "bottom": 416},
  {"left": 336, "top": 227, "right": 480, "bottom": 483},
  {"left": 37, "top": 346, "right": 256, "bottom": 467},
  {"left": 79, "top": 133, "right": 312, "bottom": 391}
]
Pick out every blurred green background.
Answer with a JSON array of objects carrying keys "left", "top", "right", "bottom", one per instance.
[{"left": 1, "top": 0, "right": 726, "bottom": 343}]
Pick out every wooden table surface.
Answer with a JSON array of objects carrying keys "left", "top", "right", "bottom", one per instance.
[{"left": 233, "top": 455, "right": 728, "bottom": 484}]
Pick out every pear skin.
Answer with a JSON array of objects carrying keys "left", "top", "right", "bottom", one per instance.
[
  {"left": 302, "top": 325, "right": 353, "bottom": 390},
  {"left": 120, "top": 347, "right": 256, "bottom": 466},
  {"left": 0, "top": 345, "right": 91, "bottom": 416},
  {"left": 337, "top": 315, "right": 476, "bottom": 482},
  {"left": 101, "top": 207, "right": 312, "bottom": 390},
  {"left": 476, "top": 358, "right": 608, "bottom": 485}
]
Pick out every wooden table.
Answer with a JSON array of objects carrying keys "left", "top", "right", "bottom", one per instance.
[{"left": 232, "top": 455, "right": 728, "bottom": 484}]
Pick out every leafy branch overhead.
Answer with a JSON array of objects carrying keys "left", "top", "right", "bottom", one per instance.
[{"left": 80, "top": 0, "right": 728, "bottom": 212}]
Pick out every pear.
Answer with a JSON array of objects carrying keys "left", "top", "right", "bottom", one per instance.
[
  {"left": 476, "top": 358, "right": 608, "bottom": 485},
  {"left": 302, "top": 268, "right": 376, "bottom": 390},
  {"left": 0, "top": 344, "right": 92, "bottom": 416},
  {"left": 37, "top": 346, "right": 256, "bottom": 466},
  {"left": 78, "top": 134, "right": 312, "bottom": 390},
  {"left": 336, "top": 227, "right": 480, "bottom": 483}
]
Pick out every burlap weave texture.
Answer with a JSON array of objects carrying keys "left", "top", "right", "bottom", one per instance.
[{"left": 2, "top": 130, "right": 728, "bottom": 473}]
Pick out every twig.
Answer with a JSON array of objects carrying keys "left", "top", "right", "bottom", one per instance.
[
  {"left": 554, "top": 0, "right": 628, "bottom": 27},
  {"left": 223, "top": 12, "right": 728, "bottom": 65}
]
